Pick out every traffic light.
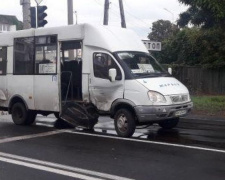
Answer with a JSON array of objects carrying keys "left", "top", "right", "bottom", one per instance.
[
  {"left": 37, "top": 5, "right": 48, "bottom": 27},
  {"left": 30, "top": 7, "right": 36, "bottom": 28}
]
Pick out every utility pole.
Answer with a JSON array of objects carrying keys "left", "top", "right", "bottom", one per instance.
[
  {"left": 119, "top": 0, "right": 126, "bottom": 28},
  {"left": 103, "top": 0, "right": 110, "bottom": 25},
  {"left": 20, "top": 0, "right": 31, "bottom": 29},
  {"left": 67, "top": 0, "right": 74, "bottom": 59},
  {"left": 68, "top": 0, "right": 74, "bottom": 25}
]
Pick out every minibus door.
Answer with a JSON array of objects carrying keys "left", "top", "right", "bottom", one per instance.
[
  {"left": 89, "top": 52, "right": 124, "bottom": 111},
  {"left": 59, "top": 41, "right": 98, "bottom": 129}
]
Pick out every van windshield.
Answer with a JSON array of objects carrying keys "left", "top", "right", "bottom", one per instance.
[{"left": 116, "top": 52, "right": 169, "bottom": 78}]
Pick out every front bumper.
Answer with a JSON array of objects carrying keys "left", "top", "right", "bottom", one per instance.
[{"left": 134, "top": 102, "right": 193, "bottom": 123}]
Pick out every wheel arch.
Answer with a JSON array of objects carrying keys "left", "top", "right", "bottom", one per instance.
[
  {"left": 110, "top": 99, "right": 136, "bottom": 119},
  {"left": 8, "top": 95, "right": 28, "bottom": 114}
]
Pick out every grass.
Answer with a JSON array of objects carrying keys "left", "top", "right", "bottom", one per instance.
[{"left": 191, "top": 96, "right": 225, "bottom": 116}]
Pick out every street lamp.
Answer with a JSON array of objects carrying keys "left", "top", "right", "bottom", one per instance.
[
  {"left": 163, "top": 8, "right": 174, "bottom": 23},
  {"left": 74, "top": 11, "right": 78, "bottom": 25}
]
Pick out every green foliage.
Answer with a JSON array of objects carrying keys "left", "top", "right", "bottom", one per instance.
[
  {"left": 151, "top": 27, "right": 225, "bottom": 68},
  {"left": 148, "top": 20, "right": 179, "bottom": 42},
  {"left": 152, "top": 28, "right": 200, "bottom": 65},
  {"left": 178, "top": 0, "right": 225, "bottom": 28},
  {"left": 149, "top": 1, "right": 225, "bottom": 68}
]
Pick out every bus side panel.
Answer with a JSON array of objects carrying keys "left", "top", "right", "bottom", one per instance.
[
  {"left": 7, "top": 75, "right": 35, "bottom": 110},
  {"left": 34, "top": 75, "right": 59, "bottom": 112}
]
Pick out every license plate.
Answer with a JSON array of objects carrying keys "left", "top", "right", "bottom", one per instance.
[{"left": 175, "top": 110, "right": 187, "bottom": 117}]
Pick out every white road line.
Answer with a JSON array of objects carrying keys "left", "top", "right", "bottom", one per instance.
[
  {"left": 66, "top": 130, "right": 225, "bottom": 154},
  {"left": 0, "top": 152, "right": 134, "bottom": 180},
  {"left": 0, "top": 156, "right": 104, "bottom": 180},
  {"left": 0, "top": 130, "right": 65, "bottom": 144}
]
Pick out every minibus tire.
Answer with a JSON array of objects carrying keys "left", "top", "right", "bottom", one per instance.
[
  {"left": 158, "top": 118, "right": 179, "bottom": 129},
  {"left": 11, "top": 102, "right": 29, "bottom": 125},
  {"left": 114, "top": 109, "right": 136, "bottom": 138}
]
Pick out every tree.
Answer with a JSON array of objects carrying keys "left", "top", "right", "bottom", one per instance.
[
  {"left": 152, "top": 27, "right": 225, "bottom": 67},
  {"left": 148, "top": 20, "right": 179, "bottom": 42},
  {"left": 178, "top": 0, "right": 225, "bottom": 28}
]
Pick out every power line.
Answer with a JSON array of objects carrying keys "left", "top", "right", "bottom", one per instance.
[{"left": 113, "top": 0, "right": 152, "bottom": 29}]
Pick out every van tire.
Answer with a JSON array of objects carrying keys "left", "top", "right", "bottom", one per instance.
[
  {"left": 11, "top": 102, "right": 28, "bottom": 125},
  {"left": 11, "top": 102, "right": 36, "bottom": 126},
  {"left": 158, "top": 118, "right": 179, "bottom": 129},
  {"left": 114, "top": 109, "right": 136, "bottom": 138}
]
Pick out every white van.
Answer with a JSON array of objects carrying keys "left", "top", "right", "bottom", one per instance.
[{"left": 0, "top": 24, "right": 193, "bottom": 137}]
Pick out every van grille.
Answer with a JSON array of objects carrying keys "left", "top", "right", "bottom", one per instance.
[{"left": 170, "top": 95, "right": 189, "bottom": 104}]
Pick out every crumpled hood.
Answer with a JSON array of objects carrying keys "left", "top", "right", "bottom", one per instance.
[{"left": 137, "top": 77, "right": 189, "bottom": 95}]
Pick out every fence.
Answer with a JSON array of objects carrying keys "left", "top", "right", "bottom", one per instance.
[{"left": 172, "top": 66, "right": 225, "bottom": 95}]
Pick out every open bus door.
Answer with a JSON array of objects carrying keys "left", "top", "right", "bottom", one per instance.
[{"left": 59, "top": 41, "right": 98, "bottom": 129}]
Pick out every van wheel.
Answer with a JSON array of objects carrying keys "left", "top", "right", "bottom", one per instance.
[
  {"left": 114, "top": 109, "right": 136, "bottom": 138},
  {"left": 11, "top": 102, "right": 36, "bottom": 126},
  {"left": 158, "top": 118, "right": 179, "bottom": 129},
  {"left": 11, "top": 102, "right": 28, "bottom": 125}
]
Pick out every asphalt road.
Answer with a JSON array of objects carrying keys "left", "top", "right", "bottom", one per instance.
[{"left": 0, "top": 115, "right": 225, "bottom": 180}]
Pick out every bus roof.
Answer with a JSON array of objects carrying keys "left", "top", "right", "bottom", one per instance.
[{"left": 0, "top": 23, "right": 148, "bottom": 53}]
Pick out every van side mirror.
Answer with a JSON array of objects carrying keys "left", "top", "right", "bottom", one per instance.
[
  {"left": 168, "top": 67, "right": 172, "bottom": 75},
  {"left": 109, "top": 68, "right": 117, "bottom": 82}
]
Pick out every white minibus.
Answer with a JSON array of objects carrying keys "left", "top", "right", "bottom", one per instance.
[{"left": 0, "top": 24, "right": 193, "bottom": 137}]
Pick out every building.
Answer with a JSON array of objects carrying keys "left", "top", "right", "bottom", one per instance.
[{"left": 0, "top": 15, "right": 22, "bottom": 32}]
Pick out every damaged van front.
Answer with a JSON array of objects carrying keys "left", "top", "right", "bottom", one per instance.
[{"left": 111, "top": 51, "right": 193, "bottom": 137}]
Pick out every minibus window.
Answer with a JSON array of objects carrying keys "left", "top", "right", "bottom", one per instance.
[
  {"left": 93, "top": 53, "right": 122, "bottom": 80},
  {"left": 14, "top": 37, "right": 34, "bottom": 75},
  {"left": 35, "top": 35, "right": 57, "bottom": 74},
  {"left": 116, "top": 52, "right": 168, "bottom": 78},
  {"left": 35, "top": 45, "right": 57, "bottom": 74}
]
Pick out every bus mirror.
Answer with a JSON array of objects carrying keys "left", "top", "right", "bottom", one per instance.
[
  {"left": 109, "top": 68, "right": 117, "bottom": 82},
  {"left": 168, "top": 67, "right": 172, "bottom": 75}
]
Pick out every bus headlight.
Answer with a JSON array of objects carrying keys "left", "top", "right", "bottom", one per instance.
[{"left": 148, "top": 91, "right": 166, "bottom": 103}]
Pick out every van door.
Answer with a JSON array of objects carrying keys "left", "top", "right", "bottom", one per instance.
[
  {"left": 89, "top": 52, "right": 124, "bottom": 111},
  {"left": 33, "top": 35, "right": 59, "bottom": 112}
]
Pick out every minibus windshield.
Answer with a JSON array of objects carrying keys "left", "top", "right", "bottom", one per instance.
[{"left": 116, "top": 52, "right": 169, "bottom": 78}]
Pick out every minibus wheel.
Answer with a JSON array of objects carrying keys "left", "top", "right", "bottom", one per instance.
[
  {"left": 158, "top": 118, "right": 179, "bottom": 129},
  {"left": 11, "top": 102, "right": 28, "bottom": 125},
  {"left": 114, "top": 109, "right": 136, "bottom": 137}
]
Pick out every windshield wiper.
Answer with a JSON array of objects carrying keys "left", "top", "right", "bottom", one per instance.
[{"left": 159, "top": 72, "right": 171, "bottom": 77}]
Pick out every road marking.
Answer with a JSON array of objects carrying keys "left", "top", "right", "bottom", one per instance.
[
  {"left": 67, "top": 130, "right": 225, "bottom": 154},
  {"left": 0, "top": 130, "right": 65, "bottom": 144},
  {"left": 0, "top": 152, "right": 134, "bottom": 180},
  {"left": 0, "top": 156, "right": 104, "bottom": 180}
]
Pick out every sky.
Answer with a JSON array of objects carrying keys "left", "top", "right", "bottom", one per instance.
[{"left": 0, "top": 0, "right": 188, "bottom": 39}]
